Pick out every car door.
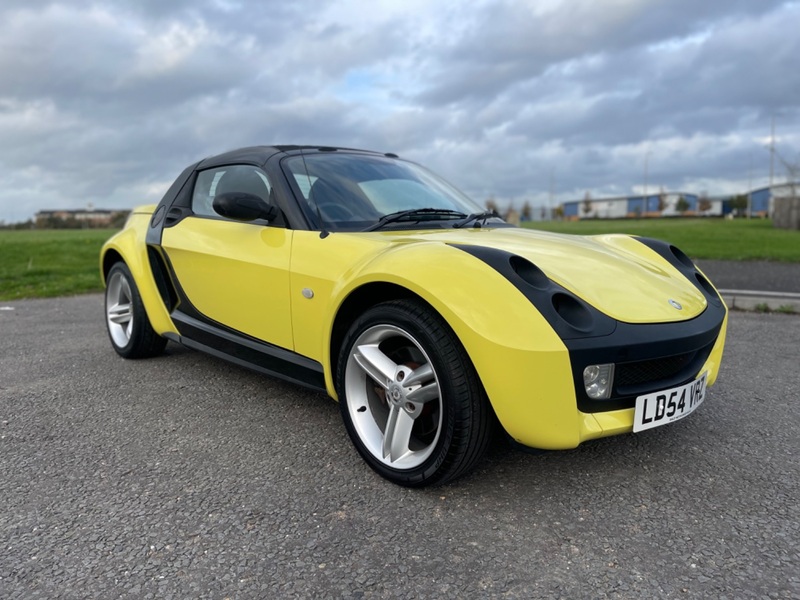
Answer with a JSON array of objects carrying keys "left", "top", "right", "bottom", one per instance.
[{"left": 160, "top": 164, "right": 294, "bottom": 350}]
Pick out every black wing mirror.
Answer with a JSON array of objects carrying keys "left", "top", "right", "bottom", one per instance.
[{"left": 212, "top": 192, "right": 278, "bottom": 222}]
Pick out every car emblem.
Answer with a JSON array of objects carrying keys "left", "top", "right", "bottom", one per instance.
[{"left": 669, "top": 299, "right": 682, "bottom": 310}]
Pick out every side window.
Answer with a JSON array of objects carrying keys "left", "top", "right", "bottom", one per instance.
[{"left": 192, "top": 165, "right": 273, "bottom": 218}]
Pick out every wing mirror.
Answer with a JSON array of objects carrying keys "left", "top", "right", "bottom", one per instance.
[{"left": 212, "top": 192, "right": 278, "bottom": 222}]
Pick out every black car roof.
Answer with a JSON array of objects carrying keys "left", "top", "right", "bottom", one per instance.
[{"left": 196, "top": 145, "right": 399, "bottom": 169}]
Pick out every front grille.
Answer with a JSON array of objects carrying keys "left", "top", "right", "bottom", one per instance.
[
  {"left": 616, "top": 353, "right": 694, "bottom": 387},
  {"left": 613, "top": 340, "right": 716, "bottom": 397}
]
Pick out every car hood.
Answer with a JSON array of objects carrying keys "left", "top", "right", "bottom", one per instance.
[{"left": 379, "top": 227, "right": 708, "bottom": 324}]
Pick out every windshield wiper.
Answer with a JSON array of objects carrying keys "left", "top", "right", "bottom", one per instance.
[
  {"left": 452, "top": 210, "right": 500, "bottom": 229},
  {"left": 363, "top": 208, "right": 468, "bottom": 232}
]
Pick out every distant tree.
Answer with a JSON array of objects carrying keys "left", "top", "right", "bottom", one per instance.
[
  {"left": 676, "top": 196, "right": 690, "bottom": 213},
  {"left": 698, "top": 195, "right": 712, "bottom": 213},
  {"left": 110, "top": 211, "right": 130, "bottom": 228},
  {"left": 521, "top": 201, "right": 532, "bottom": 221},
  {"left": 554, "top": 205, "right": 565, "bottom": 220},
  {"left": 582, "top": 191, "right": 592, "bottom": 216},
  {"left": 36, "top": 217, "right": 64, "bottom": 229},
  {"left": 505, "top": 208, "right": 520, "bottom": 226},
  {"left": 657, "top": 189, "right": 667, "bottom": 212},
  {"left": 729, "top": 194, "right": 748, "bottom": 214},
  {"left": 485, "top": 197, "right": 499, "bottom": 213}
]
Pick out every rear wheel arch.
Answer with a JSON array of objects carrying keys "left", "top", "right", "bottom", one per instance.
[{"left": 101, "top": 249, "right": 124, "bottom": 283}]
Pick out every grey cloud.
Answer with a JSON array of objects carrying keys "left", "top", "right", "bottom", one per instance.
[
  {"left": 416, "top": 0, "right": 789, "bottom": 106},
  {"left": 1, "top": 0, "right": 799, "bottom": 224}
]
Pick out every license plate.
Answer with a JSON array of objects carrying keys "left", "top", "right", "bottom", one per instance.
[{"left": 633, "top": 372, "right": 708, "bottom": 433}]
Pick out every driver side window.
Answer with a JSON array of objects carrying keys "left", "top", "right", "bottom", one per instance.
[{"left": 192, "top": 165, "right": 273, "bottom": 218}]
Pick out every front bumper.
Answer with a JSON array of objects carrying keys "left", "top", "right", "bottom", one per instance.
[
  {"left": 575, "top": 310, "right": 727, "bottom": 444},
  {"left": 494, "top": 306, "right": 727, "bottom": 451},
  {"left": 566, "top": 297, "right": 727, "bottom": 414}
]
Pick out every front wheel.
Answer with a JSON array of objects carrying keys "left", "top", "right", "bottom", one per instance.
[
  {"left": 336, "top": 299, "right": 493, "bottom": 487},
  {"left": 105, "top": 262, "right": 167, "bottom": 359}
]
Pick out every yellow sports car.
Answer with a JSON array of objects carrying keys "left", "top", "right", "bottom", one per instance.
[{"left": 101, "top": 145, "right": 727, "bottom": 487}]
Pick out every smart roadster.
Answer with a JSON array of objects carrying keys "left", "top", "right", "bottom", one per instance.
[{"left": 101, "top": 145, "right": 727, "bottom": 487}]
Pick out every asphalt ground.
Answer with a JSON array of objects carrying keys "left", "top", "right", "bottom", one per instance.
[
  {"left": 1, "top": 296, "right": 799, "bottom": 599},
  {"left": 693, "top": 260, "right": 800, "bottom": 294}
]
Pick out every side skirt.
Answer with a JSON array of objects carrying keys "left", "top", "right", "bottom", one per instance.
[{"left": 166, "top": 311, "right": 327, "bottom": 392}]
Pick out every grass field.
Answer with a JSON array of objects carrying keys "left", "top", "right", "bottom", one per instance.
[
  {"left": 524, "top": 217, "right": 800, "bottom": 262},
  {"left": 0, "top": 218, "right": 798, "bottom": 301},
  {"left": 0, "top": 229, "right": 115, "bottom": 301}
]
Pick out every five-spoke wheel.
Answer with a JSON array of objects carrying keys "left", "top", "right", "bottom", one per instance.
[
  {"left": 104, "top": 262, "right": 167, "bottom": 359},
  {"left": 345, "top": 323, "right": 443, "bottom": 470},
  {"left": 337, "top": 299, "right": 493, "bottom": 487}
]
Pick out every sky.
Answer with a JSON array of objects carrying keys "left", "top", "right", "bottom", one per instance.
[{"left": 1, "top": 0, "right": 799, "bottom": 223}]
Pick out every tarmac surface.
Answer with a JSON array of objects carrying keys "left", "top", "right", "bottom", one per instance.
[
  {"left": 694, "top": 259, "right": 800, "bottom": 294},
  {"left": 686, "top": 259, "right": 800, "bottom": 312},
  {"left": 0, "top": 296, "right": 799, "bottom": 599}
]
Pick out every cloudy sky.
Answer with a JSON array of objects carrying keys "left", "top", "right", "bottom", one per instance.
[{"left": 2, "top": 0, "right": 799, "bottom": 223}]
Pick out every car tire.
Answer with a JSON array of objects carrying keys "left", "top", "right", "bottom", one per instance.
[
  {"left": 336, "top": 299, "right": 494, "bottom": 487},
  {"left": 105, "top": 262, "right": 167, "bottom": 359}
]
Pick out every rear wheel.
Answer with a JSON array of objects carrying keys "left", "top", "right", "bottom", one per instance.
[
  {"left": 336, "top": 299, "right": 493, "bottom": 487},
  {"left": 105, "top": 262, "right": 167, "bottom": 359}
]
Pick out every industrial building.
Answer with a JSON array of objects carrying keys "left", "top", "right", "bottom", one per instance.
[{"left": 561, "top": 185, "right": 783, "bottom": 220}]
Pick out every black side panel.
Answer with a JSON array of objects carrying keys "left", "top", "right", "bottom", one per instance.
[
  {"left": 146, "top": 162, "right": 199, "bottom": 246},
  {"left": 146, "top": 246, "right": 178, "bottom": 312},
  {"left": 171, "top": 311, "right": 326, "bottom": 391}
]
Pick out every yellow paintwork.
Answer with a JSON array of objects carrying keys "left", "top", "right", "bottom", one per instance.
[
  {"left": 100, "top": 206, "right": 178, "bottom": 338},
  {"left": 289, "top": 232, "right": 582, "bottom": 447},
  {"left": 101, "top": 206, "right": 728, "bottom": 451},
  {"left": 161, "top": 218, "right": 294, "bottom": 349},
  {"left": 417, "top": 228, "right": 709, "bottom": 323}
]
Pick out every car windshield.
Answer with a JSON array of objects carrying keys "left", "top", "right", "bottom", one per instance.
[{"left": 283, "top": 152, "right": 487, "bottom": 231}]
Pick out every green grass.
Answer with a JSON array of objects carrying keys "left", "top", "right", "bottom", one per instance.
[
  {"left": 1, "top": 218, "right": 798, "bottom": 301},
  {"left": 524, "top": 218, "right": 800, "bottom": 262},
  {"left": 0, "top": 229, "right": 116, "bottom": 301}
]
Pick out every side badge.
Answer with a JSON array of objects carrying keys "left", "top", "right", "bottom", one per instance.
[
  {"left": 669, "top": 299, "right": 682, "bottom": 310},
  {"left": 302, "top": 288, "right": 314, "bottom": 299}
]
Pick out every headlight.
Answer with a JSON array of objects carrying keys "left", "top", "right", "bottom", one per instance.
[{"left": 583, "top": 363, "right": 615, "bottom": 400}]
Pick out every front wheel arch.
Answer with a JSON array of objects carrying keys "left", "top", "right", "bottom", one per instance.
[
  {"left": 330, "top": 282, "right": 420, "bottom": 384},
  {"left": 335, "top": 298, "right": 495, "bottom": 487}
]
